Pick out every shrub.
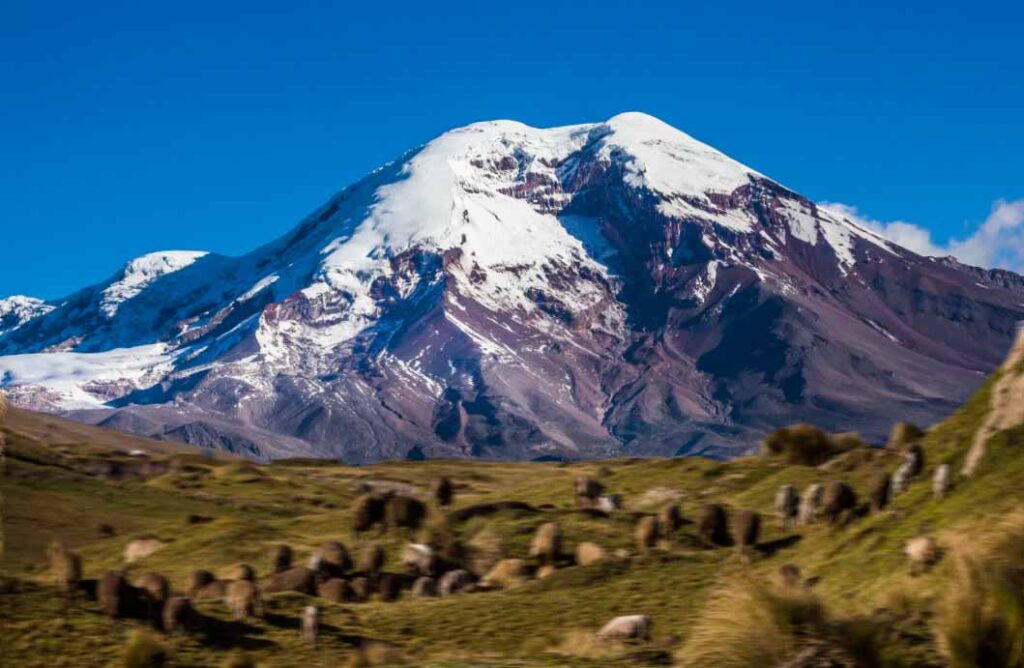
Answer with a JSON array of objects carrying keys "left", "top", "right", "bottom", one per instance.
[
  {"left": 761, "top": 424, "right": 845, "bottom": 465},
  {"left": 937, "top": 512, "right": 1024, "bottom": 668},
  {"left": 122, "top": 631, "right": 167, "bottom": 668}
]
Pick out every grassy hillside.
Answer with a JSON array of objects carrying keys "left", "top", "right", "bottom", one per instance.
[{"left": 1, "top": 371, "right": 1022, "bottom": 667}]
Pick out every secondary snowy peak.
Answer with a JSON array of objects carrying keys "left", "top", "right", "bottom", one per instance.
[
  {"left": 100, "top": 250, "right": 208, "bottom": 317},
  {"left": 0, "top": 296, "right": 54, "bottom": 336}
]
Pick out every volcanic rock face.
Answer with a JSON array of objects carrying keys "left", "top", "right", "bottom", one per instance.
[{"left": 2, "top": 113, "right": 1023, "bottom": 461}]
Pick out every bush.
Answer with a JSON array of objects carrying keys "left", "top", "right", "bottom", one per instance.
[
  {"left": 937, "top": 512, "right": 1024, "bottom": 668},
  {"left": 122, "top": 631, "right": 167, "bottom": 668},
  {"left": 761, "top": 424, "right": 846, "bottom": 466}
]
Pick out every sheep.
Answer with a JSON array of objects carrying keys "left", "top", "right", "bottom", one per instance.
[
  {"left": 318, "top": 541, "right": 352, "bottom": 577},
  {"left": 438, "top": 569, "right": 474, "bottom": 596},
  {"left": 798, "top": 484, "right": 825, "bottom": 525},
  {"left": 262, "top": 567, "right": 317, "bottom": 595},
  {"left": 776, "top": 564, "right": 803, "bottom": 589},
  {"left": 271, "top": 544, "right": 292, "bottom": 573},
  {"left": 431, "top": 477, "right": 454, "bottom": 507},
  {"left": 905, "top": 536, "right": 940, "bottom": 575},
  {"left": 357, "top": 543, "right": 386, "bottom": 577},
  {"left": 598, "top": 615, "right": 651, "bottom": 640},
  {"left": 869, "top": 472, "right": 892, "bottom": 511},
  {"left": 300, "top": 605, "right": 320, "bottom": 645},
  {"left": 528, "top": 522, "right": 562, "bottom": 565},
  {"left": 226, "top": 580, "right": 262, "bottom": 619},
  {"left": 352, "top": 494, "right": 387, "bottom": 533},
  {"left": 411, "top": 576, "right": 437, "bottom": 597},
  {"left": 350, "top": 577, "right": 372, "bottom": 601},
  {"left": 48, "top": 544, "right": 82, "bottom": 595},
  {"left": 228, "top": 563, "right": 255, "bottom": 582},
  {"left": 774, "top": 485, "right": 799, "bottom": 528},
  {"left": 698, "top": 504, "right": 731, "bottom": 547},
  {"left": 162, "top": 596, "right": 195, "bottom": 636},
  {"left": 316, "top": 577, "right": 355, "bottom": 602},
  {"left": 196, "top": 579, "right": 229, "bottom": 601},
  {"left": 575, "top": 542, "right": 606, "bottom": 567},
  {"left": 185, "top": 569, "right": 216, "bottom": 597},
  {"left": 732, "top": 509, "right": 761, "bottom": 549},
  {"left": 596, "top": 494, "right": 622, "bottom": 512},
  {"left": 658, "top": 504, "right": 683, "bottom": 535},
  {"left": 933, "top": 464, "right": 952, "bottom": 499},
  {"left": 401, "top": 543, "right": 441, "bottom": 578},
  {"left": 634, "top": 516, "right": 660, "bottom": 553},
  {"left": 384, "top": 495, "right": 427, "bottom": 531},
  {"left": 123, "top": 538, "right": 166, "bottom": 564},
  {"left": 822, "top": 481, "right": 857, "bottom": 524},
  {"left": 903, "top": 443, "right": 925, "bottom": 477},
  {"left": 891, "top": 461, "right": 913, "bottom": 496},
  {"left": 574, "top": 475, "right": 604, "bottom": 506},
  {"left": 377, "top": 573, "right": 403, "bottom": 602},
  {"left": 482, "top": 559, "right": 529, "bottom": 589},
  {"left": 135, "top": 572, "right": 169, "bottom": 624},
  {"left": 98, "top": 571, "right": 130, "bottom": 618}
]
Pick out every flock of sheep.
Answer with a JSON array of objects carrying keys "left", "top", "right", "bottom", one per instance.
[{"left": 45, "top": 437, "right": 952, "bottom": 650}]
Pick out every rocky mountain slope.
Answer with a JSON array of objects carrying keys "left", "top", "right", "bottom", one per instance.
[{"left": 2, "top": 112, "right": 1023, "bottom": 461}]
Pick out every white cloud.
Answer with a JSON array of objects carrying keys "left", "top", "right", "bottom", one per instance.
[{"left": 822, "top": 199, "right": 1024, "bottom": 272}]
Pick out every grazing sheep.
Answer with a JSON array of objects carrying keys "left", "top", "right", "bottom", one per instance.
[
  {"left": 798, "top": 484, "right": 825, "bottom": 525},
  {"left": 226, "top": 580, "right": 262, "bottom": 619},
  {"left": 352, "top": 494, "right": 387, "bottom": 533},
  {"left": 698, "top": 504, "right": 731, "bottom": 547},
  {"left": 574, "top": 475, "right": 605, "bottom": 507},
  {"left": 377, "top": 573, "right": 403, "bottom": 602},
  {"left": 162, "top": 596, "right": 194, "bottom": 636},
  {"left": 658, "top": 504, "right": 683, "bottom": 535},
  {"left": 777, "top": 564, "right": 803, "bottom": 589},
  {"left": 49, "top": 545, "right": 82, "bottom": 594},
  {"left": 300, "top": 605, "right": 320, "bottom": 644},
  {"left": 136, "top": 572, "right": 169, "bottom": 623},
  {"left": 482, "top": 559, "right": 528, "bottom": 589},
  {"left": 401, "top": 543, "right": 441, "bottom": 577},
  {"left": 271, "top": 545, "right": 292, "bottom": 574},
  {"left": 596, "top": 494, "right": 622, "bottom": 512},
  {"left": 598, "top": 615, "right": 652, "bottom": 640},
  {"left": 438, "top": 569, "right": 474, "bottom": 596},
  {"left": 98, "top": 571, "right": 129, "bottom": 618},
  {"left": 869, "top": 472, "right": 892, "bottom": 511},
  {"left": 529, "top": 522, "right": 562, "bottom": 565},
  {"left": 411, "top": 576, "right": 437, "bottom": 597},
  {"left": 123, "top": 538, "right": 166, "bottom": 564},
  {"left": 634, "top": 516, "right": 660, "bottom": 553},
  {"left": 263, "top": 567, "right": 317, "bottom": 595},
  {"left": 903, "top": 443, "right": 925, "bottom": 477},
  {"left": 431, "top": 477, "right": 454, "bottom": 507},
  {"left": 351, "top": 577, "right": 372, "bottom": 601},
  {"left": 316, "top": 577, "right": 355, "bottom": 602},
  {"left": 905, "top": 536, "right": 940, "bottom": 574},
  {"left": 384, "top": 495, "right": 427, "bottom": 531},
  {"left": 318, "top": 541, "right": 352, "bottom": 577},
  {"left": 195, "top": 579, "right": 229, "bottom": 601},
  {"left": 185, "top": 569, "right": 216, "bottom": 597},
  {"left": 822, "top": 481, "right": 857, "bottom": 524},
  {"left": 774, "top": 485, "right": 799, "bottom": 528},
  {"left": 933, "top": 464, "right": 952, "bottom": 499},
  {"left": 891, "top": 461, "right": 913, "bottom": 496},
  {"left": 357, "top": 543, "right": 386, "bottom": 577},
  {"left": 536, "top": 565, "right": 557, "bottom": 579},
  {"left": 732, "top": 510, "right": 761, "bottom": 549},
  {"left": 575, "top": 542, "right": 606, "bottom": 567},
  {"left": 228, "top": 564, "right": 255, "bottom": 582}
]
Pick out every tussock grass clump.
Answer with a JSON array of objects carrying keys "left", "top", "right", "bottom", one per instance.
[
  {"left": 676, "top": 576, "right": 828, "bottom": 667},
  {"left": 937, "top": 511, "right": 1024, "bottom": 668},
  {"left": 761, "top": 424, "right": 853, "bottom": 466},
  {"left": 122, "top": 631, "right": 168, "bottom": 668}
]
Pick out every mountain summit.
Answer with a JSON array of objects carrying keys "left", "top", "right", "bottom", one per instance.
[{"left": 3, "top": 113, "right": 1023, "bottom": 461}]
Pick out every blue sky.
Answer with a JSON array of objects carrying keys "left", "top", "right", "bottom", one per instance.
[{"left": 3, "top": 0, "right": 1022, "bottom": 299}]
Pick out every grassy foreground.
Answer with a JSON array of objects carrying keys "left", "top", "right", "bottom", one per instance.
[{"left": 1, "top": 373, "right": 1022, "bottom": 667}]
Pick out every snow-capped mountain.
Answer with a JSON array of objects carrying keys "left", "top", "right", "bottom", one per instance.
[{"left": 3, "top": 112, "right": 1023, "bottom": 462}]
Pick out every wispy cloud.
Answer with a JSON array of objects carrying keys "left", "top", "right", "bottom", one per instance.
[{"left": 822, "top": 199, "right": 1024, "bottom": 272}]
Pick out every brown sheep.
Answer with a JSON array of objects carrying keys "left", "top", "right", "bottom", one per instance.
[
  {"left": 777, "top": 563, "right": 803, "bottom": 589},
  {"left": 263, "top": 567, "right": 317, "bottom": 595},
  {"left": 774, "top": 485, "right": 799, "bottom": 528},
  {"left": 384, "top": 495, "right": 427, "bottom": 531},
  {"left": 528, "top": 522, "right": 562, "bottom": 565},
  {"left": 136, "top": 572, "right": 169, "bottom": 625},
  {"left": 353, "top": 494, "right": 388, "bottom": 534},
  {"left": 185, "top": 569, "right": 216, "bottom": 597},
  {"left": 634, "top": 516, "right": 660, "bottom": 553},
  {"left": 195, "top": 579, "right": 230, "bottom": 601},
  {"left": 226, "top": 579, "right": 262, "bottom": 619},
  {"left": 903, "top": 443, "right": 925, "bottom": 477},
  {"left": 732, "top": 510, "right": 761, "bottom": 549},
  {"left": 98, "top": 571, "right": 129, "bottom": 618},
  {"left": 658, "top": 504, "right": 683, "bottom": 535},
  {"left": 438, "top": 569, "right": 474, "bottom": 596},
  {"left": 574, "top": 475, "right": 605, "bottom": 507},
  {"left": 377, "top": 573, "right": 403, "bottom": 602},
  {"left": 822, "top": 481, "right": 858, "bottom": 524},
  {"left": 869, "top": 472, "right": 891, "bottom": 511},
  {"left": 350, "top": 577, "right": 372, "bottom": 601},
  {"left": 357, "top": 543, "right": 386, "bottom": 577},
  {"left": 49, "top": 544, "right": 82, "bottom": 595},
  {"left": 318, "top": 541, "right": 353, "bottom": 577},
  {"left": 271, "top": 544, "right": 292, "bottom": 574},
  {"left": 162, "top": 596, "right": 195, "bottom": 636},
  {"left": 316, "top": 577, "right": 356, "bottom": 603},
  {"left": 228, "top": 563, "right": 255, "bottom": 582},
  {"left": 698, "top": 504, "right": 731, "bottom": 547},
  {"left": 411, "top": 576, "right": 437, "bottom": 597},
  {"left": 431, "top": 477, "right": 454, "bottom": 507}
]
